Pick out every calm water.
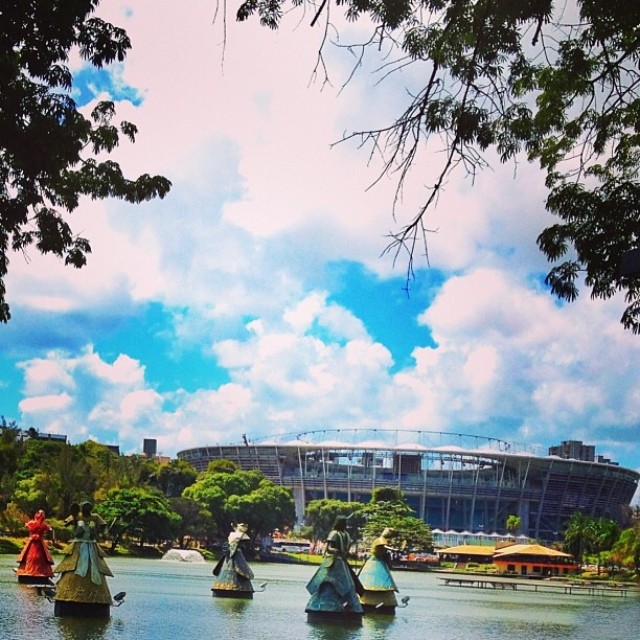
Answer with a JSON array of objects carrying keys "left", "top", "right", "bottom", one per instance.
[{"left": 0, "top": 555, "right": 637, "bottom": 640}]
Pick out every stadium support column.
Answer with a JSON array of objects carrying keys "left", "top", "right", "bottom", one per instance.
[
  {"left": 321, "top": 448, "right": 328, "bottom": 499},
  {"left": 491, "top": 456, "right": 506, "bottom": 532},
  {"left": 445, "top": 462, "right": 454, "bottom": 530},
  {"left": 535, "top": 460, "right": 553, "bottom": 540},
  {"left": 468, "top": 456, "right": 480, "bottom": 531},
  {"left": 420, "top": 460, "right": 428, "bottom": 522},
  {"left": 296, "top": 447, "right": 306, "bottom": 521},
  {"left": 292, "top": 484, "right": 306, "bottom": 526},
  {"left": 518, "top": 458, "right": 531, "bottom": 535}
]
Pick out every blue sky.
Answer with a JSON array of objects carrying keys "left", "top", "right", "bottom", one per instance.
[{"left": 2, "top": 1, "right": 640, "bottom": 478}]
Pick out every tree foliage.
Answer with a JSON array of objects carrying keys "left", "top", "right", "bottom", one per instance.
[
  {"left": 0, "top": 439, "right": 298, "bottom": 550},
  {"left": 98, "top": 486, "right": 181, "bottom": 550},
  {"left": 612, "top": 508, "right": 640, "bottom": 576},
  {"left": 361, "top": 488, "right": 433, "bottom": 552},
  {"left": 169, "top": 497, "right": 215, "bottom": 547},
  {"left": 303, "top": 498, "right": 366, "bottom": 543},
  {"left": 0, "top": 0, "right": 171, "bottom": 322},
  {"left": 237, "top": 0, "right": 640, "bottom": 331},
  {"left": 563, "top": 511, "right": 620, "bottom": 565},
  {"left": 505, "top": 514, "right": 522, "bottom": 532},
  {"left": 226, "top": 479, "right": 297, "bottom": 537},
  {"left": 182, "top": 465, "right": 295, "bottom": 538},
  {"left": 156, "top": 458, "right": 198, "bottom": 498},
  {"left": 0, "top": 420, "right": 23, "bottom": 507}
]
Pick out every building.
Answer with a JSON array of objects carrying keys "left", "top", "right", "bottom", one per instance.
[
  {"left": 177, "top": 430, "right": 639, "bottom": 542},
  {"left": 143, "top": 438, "right": 158, "bottom": 459},
  {"left": 0, "top": 425, "right": 68, "bottom": 444},
  {"left": 492, "top": 543, "right": 578, "bottom": 577},
  {"left": 437, "top": 543, "right": 579, "bottom": 576},
  {"left": 436, "top": 545, "right": 495, "bottom": 568},
  {"left": 548, "top": 440, "right": 596, "bottom": 463}
]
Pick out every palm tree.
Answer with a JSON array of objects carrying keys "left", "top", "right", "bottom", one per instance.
[
  {"left": 590, "top": 518, "right": 620, "bottom": 574},
  {"left": 563, "top": 512, "right": 593, "bottom": 565},
  {"left": 612, "top": 513, "right": 640, "bottom": 577},
  {"left": 617, "top": 530, "right": 640, "bottom": 575}
]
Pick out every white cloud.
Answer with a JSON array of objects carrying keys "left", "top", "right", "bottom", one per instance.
[
  {"left": 3, "top": 0, "right": 640, "bottom": 474},
  {"left": 19, "top": 357, "right": 75, "bottom": 395},
  {"left": 19, "top": 393, "right": 73, "bottom": 413}
]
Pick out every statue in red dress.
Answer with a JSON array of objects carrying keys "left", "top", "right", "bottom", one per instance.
[{"left": 16, "top": 510, "right": 55, "bottom": 584}]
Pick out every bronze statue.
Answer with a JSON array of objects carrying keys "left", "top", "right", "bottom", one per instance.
[
  {"left": 212, "top": 523, "right": 257, "bottom": 598},
  {"left": 305, "top": 516, "right": 363, "bottom": 623},
  {"left": 53, "top": 501, "right": 122, "bottom": 616},
  {"left": 358, "top": 527, "right": 408, "bottom": 613}
]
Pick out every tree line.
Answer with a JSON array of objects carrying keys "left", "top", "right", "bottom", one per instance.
[
  {"left": 2, "top": 424, "right": 639, "bottom": 575},
  {"left": 0, "top": 427, "right": 433, "bottom": 554},
  {"left": 0, "top": 425, "right": 295, "bottom": 550}
]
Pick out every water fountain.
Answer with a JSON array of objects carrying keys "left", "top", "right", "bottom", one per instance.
[{"left": 161, "top": 549, "right": 205, "bottom": 563}]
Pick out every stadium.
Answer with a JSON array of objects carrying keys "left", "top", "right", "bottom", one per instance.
[{"left": 177, "top": 429, "right": 639, "bottom": 542}]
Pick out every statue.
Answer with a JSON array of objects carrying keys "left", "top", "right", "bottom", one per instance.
[
  {"left": 358, "top": 527, "right": 406, "bottom": 613},
  {"left": 53, "top": 501, "right": 118, "bottom": 617},
  {"left": 212, "top": 523, "right": 256, "bottom": 598},
  {"left": 15, "top": 510, "right": 55, "bottom": 584},
  {"left": 305, "top": 516, "right": 364, "bottom": 623}
]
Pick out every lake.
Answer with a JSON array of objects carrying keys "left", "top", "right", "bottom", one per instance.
[{"left": 1, "top": 555, "right": 637, "bottom": 640}]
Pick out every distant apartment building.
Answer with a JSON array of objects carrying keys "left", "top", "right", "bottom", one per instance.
[{"left": 0, "top": 425, "right": 68, "bottom": 444}]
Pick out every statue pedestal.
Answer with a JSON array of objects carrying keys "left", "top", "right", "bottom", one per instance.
[{"left": 54, "top": 601, "right": 111, "bottom": 617}]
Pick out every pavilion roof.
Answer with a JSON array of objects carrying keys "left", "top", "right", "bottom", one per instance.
[
  {"left": 436, "top": 545, "right": 495, "bottom": 557},
  {"left": 492, "top": 544, "right": 572, "bottom": 559}
]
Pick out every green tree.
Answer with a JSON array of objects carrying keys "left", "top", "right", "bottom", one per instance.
[
  {"left": 563, "top": 513, "right": 620, "bottom": 568},
  {"left": 563, "top": 512, "right": 592, "bottom": 564},
  {"left": 182, "top": 474, "right": 227, "bottom": 525},
  {"left": 52, "top": 443, "right": 94, "bottom": 516},
  {"left": 182, "top": 465, "right": 290, "bottom": 538},
  {"left": 303, "top": 498, "right": 366, "bottom": 543},
  {"left": 0, "top": 420, "right": 23, "bottom": 507},
  {"left": 156, "top": 459, "right": 198, "bottom": 498},
  {"left": 0, "top": 502, "right": 28, "bottom": 536},
  {"left": 361, "top": 489, "right": 433, "bottom": 552},
  {"left": 98, "top": 487, "right": 180, "bottom": 550},
  {"left": 0, "top": 0, "right": 171, "bottom": 322},
  {"left": 506, "top": 515, "right": 523, "bottom": 534},
  {"left": 12, "top": 472, "right": 53, "bottom": 516},
  {"left": 613, "top": 524, "right": 640, "bottom": 576},
  {"left": 371, "top": 487, "right": 404, "bottom": 503},
  {"left": 207, "top": 459, "right": 240, "bottom": 474},
  {"left": 15, "top": 438, "right": 67, "bottom": 481},
  {"left": 11, "top": 440, "right": 94, "bottom": 517},
  {"left": 590, "top": 517, "right": 620, "bottom": 573},
  {"left": 226, "top": 479, "right": 296, "bottom": 538},
  {"left": 77, "top": 440, "right": 122, "bottom": 499},
  {"left": 116, "top": 454, "right": 160, "bottom": 489},
  {"left": 169, "top": 497, "right": 215, "bottom": 548},
  {"left": 237, "top": 1, "right": 640, "bottom": 332}
]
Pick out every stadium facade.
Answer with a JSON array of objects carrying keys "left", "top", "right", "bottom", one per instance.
[{"left": 177, "top": 430, "right": 639, "bottom": 541}]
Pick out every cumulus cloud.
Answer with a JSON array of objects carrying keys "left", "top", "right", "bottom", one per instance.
[{"left": 2, "top": 0, "right": 640, "bottom": 473}]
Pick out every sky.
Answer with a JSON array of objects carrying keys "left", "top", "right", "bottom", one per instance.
[{"left": 2, "top": 1, "right": 640, "bottom": 477}]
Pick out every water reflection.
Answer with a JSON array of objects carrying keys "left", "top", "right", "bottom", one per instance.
[
  {"left": 362, "top": 613, "right": 398, "bottom": 634},
  {"left": 306, "top": 621, "right": 363, "bottom": 640},
  {"left": 55, "top": 617, "right": 111, "bottom": 640},
  {"left": 305, "top": 611, "right": 400, "bottom": 640},
  {"left": 211, "top": 595, "right": 252, "bottom": 617},
  {"left": 11, "top": 583, "right": 52, "bottom": 633}
]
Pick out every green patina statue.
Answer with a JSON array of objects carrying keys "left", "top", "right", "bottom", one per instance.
[
  {"left": 212, "top": 523, "right": 256, "bottom": 598},
  {"left": 305, "top": 516, "right": 363, "bottom": 623}
]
